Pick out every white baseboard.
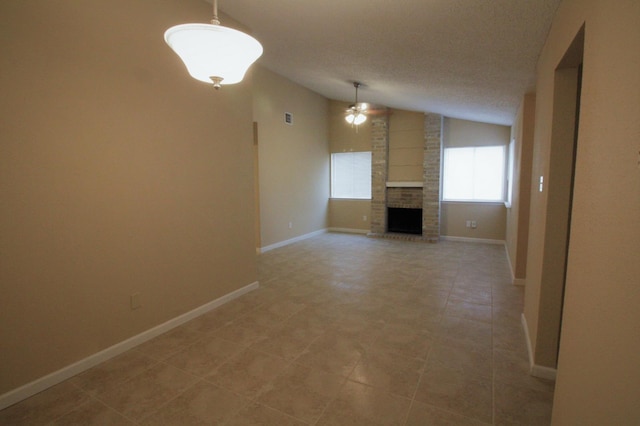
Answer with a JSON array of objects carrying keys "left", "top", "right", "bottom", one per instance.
[
  {"left": 0, "top": 281, "right": 259, "bottom": 411},
  {"left": 259, "top": 229, "right": 327, "bottom": 253},
  {"left": 521, "top": 313, "right": 557, "bottom": 381},
  {"left": 439, "top": 236, "right": 506, "bottom": 245},
  {"left": 531, "top": 363, "right": 558, "bottom": 381},
  {"left": 328, "top": 227, "right": 370, "bottom": 235},
  {"left": 513, "top": 278, "right": 526, "bottom": 286},
  {"left": 504, "top": 245, "right": 516, "bottom": 282},
  {"left": 503, "top": 244, "right": 526, "bottom": 286}
]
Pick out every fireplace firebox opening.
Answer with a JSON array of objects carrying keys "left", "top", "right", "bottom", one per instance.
[{"left": 387, "top": 207, "right": 422, "bottom": 235}]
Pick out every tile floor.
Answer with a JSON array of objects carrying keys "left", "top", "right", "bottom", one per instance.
[{"left": 0, "top": 233, "right": 555, "bottom": 425}]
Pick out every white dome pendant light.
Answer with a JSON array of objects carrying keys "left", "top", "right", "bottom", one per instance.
[{"left": 164, "top": 0, "right": 263, "bottom": 89}]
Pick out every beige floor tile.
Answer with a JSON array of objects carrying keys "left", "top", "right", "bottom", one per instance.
[
  {"left": 250, "top": 322, "right": 322, "bottom": 361},
  {"left": 406, "top": 400, "right": 491, "bottom": 425},
  {"left": 0, "top": 381, "right": 90, "bottom": 426},
  {"left": 261, "top": 299, "right": 307, "bottom": 319},
  {"left": 206, "top": 348, "right": 289, "bottom": 399},
  {"left": 96, "top": 362, "right": 199, "bottom": 422},
  {"left": 404, "top": 288, "right": 451, "bottom": 312},
  {"left": 231, "top": 307, "right": 290, "bottom": 333},
  {"left": 492, "top": 286, "right": 525, "bottom": 306},
  {"left": 209, "top": 322, "right": 267, "bottom": 347},
  {"left": 226, "top": 402, "right": 308, "bottom": 426},
  {"left": 71, "top": 350, "right": 157, "bottom": 396},
  {"left": 258, "top": 363, "right": 346, "bottom": 424},
  {"left": 329, "top": 313, "right": 386, "bottom": 347},
  {"left": 371, "top": 324, "right": 434, "bottom": 360},
  {"left": 141, "top": 380, "right": 248, "bottom": 425},
  {"left": 492, "top": 305, "right": 524, "bottom": 324},
  {"left": 492, "top": 322, "right": 528, "bottom": 353},
  {"left": 414, "top": 360, "right": 493, "bottom": 423},
  {"left": 493, "top": 348, "right": 556, "bottom": 393},
  {"left": 494, "top": 382, "right": 554, "bottom": 425},
  {"left": 285, "top": 307, "right": 338, "bottom": 332},
  {"left": 183, "top": 308, "right": 235, "bottom": 334},
  {"left": 449, "top": 286, "right": 493, "bottom": 306},
  {"left": 444, "top": 298, "right": 493, "bottom": 323},
  {"left": 294, "top": 330, "right": 366, "bottom": 377},
  {"left": 349, "top": 346, "right": 425, "bottom": 398},
  {"left": 379, "top": 303, "right": 443, "bottom": 331},
  {"left": 50, "top": 398, "right": 136, "bottom": 425},
  {"left": 135, "top": 326, "right": 204, "bottom": 361},
  {"left": 316, "top": 380, "right": 411, "bottom": 426},
  {"left": 436, "top": 316, "right": 493, "bottom": 350},
  {"left": 163, "top": 335, "right": 245, "bottom": 377},
  {"left": 428, "top": 339, "right": 493, "bottom": 379}
]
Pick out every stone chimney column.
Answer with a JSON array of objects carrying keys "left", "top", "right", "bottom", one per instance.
[
  {"left": 423, "top": 113, "right": 442, "bottom": 241},
  {"left": 370, "top": 116, "right": 389, "bottom": 235}
]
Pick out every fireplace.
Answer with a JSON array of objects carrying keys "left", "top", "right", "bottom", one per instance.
[{"left": 387, "top": 207, "right": 422, "bottom": 235}]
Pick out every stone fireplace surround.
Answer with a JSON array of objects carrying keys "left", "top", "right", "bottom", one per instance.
[{"left": 368, "top": 112, "right": 443, "bottom": 242}]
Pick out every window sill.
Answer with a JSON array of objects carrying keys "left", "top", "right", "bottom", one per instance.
[
  {"left": 442, "top": 200, "right": 506, "bottom": 206},
  {"left": 330, "top": 198, "right": 372, "bottom": 201}
]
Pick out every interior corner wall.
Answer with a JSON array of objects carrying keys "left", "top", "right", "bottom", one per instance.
[
  {"left": 505, "top": 94, "right": 535, "bottom": 282},
  {"left": 253, "top": 67, "right": 330, "bottom": 248},
  {"left": 523, "top": 0, "right": 640, "bottom": 423},
  {"left": 0, "top": 0, "right": 257, "bottom": 397}
]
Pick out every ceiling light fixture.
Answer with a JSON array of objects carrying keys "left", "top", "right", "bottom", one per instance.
[
  {"left": 345, "top": 82, "right": 367, "bottom": 127},
  {"left": 164, "top": 0, "right": 263, "bottom": 89}
]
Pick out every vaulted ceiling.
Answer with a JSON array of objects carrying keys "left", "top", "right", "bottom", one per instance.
[{"left": 218, "top": 0, "right": 561, "bottom": 126}]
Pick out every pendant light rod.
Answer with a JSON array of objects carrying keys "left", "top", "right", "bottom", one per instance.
[{"left": 211, "top": 0, "right": 220, "bottom": 25}]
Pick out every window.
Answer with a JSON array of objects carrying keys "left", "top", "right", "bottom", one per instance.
[
  {"left": 505, "top": 138, "right": 515, "bottom": 208},
  {"left": 442, "top": 146, "right": 505, "bottom": 202},
  {"left": 331, "top": 152, "right": 371, "bottom": 199}
]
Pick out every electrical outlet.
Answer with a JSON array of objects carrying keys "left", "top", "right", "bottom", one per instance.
[
  {"left": 466, "top": 220, "right": 471, "bottom": 228},
  {"left": 363, "top": 215, "right": 367, "bottom": 221},
  {"left": 130, "top": 293, "right": 141, "bottom": 310},
  {"left": 288, "top": 222, "right": 293, "bottom": 229},
  {"left": 471, "top": 221, "right": 477, "bottom": 229}
]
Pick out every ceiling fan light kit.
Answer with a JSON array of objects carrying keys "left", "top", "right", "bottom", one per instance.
[
  {"left": 345, "top": 81, "right": 368, "bottom": 128},
  {"left": 164, "top": 0, "right": 263, "bottom": 89}
]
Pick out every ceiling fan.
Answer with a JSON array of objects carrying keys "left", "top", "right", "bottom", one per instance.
[
  {"left": 345, "top": 82, "right": 368, "bottom": 126},
  {"left": 345, "top": 82, "right": 387, "bottom": 128}
]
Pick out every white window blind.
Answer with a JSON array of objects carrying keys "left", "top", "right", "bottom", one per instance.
[
  {"left": 331, "top": 152, "right": 372, "bottom": 199},
  {"left": 443, "top": 146, "right": 505, "bottom": 202}
]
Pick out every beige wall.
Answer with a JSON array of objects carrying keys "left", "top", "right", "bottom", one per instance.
[
  {"left": 388, "top": 110, "right": 424, "bottom": 182},
  {"left": 328, "top": 101, "right": 373, "bottom": 232},
  {"left": 505, "top": 94, "right": 535, "bottom": 282},
  {"left": 441, "top": 203, "right": 507, "bottom": 241},
  {"left": 0, "top": 0, "right": 257, "bottom": 396},
  {"left": 441, "top": 118, "right": 511, "bottom": 240},
  {"left": 329, "top": 199, "right": 371, "bottom": 232},
  {"left": 523, "top": 0, "right": 640, "bottom": 422},
  {"left": 444, "top": 118, "right": 511, "bottom": 148},
  {"left": 253, "top": 68, "right": 329, "bottom": 248}
]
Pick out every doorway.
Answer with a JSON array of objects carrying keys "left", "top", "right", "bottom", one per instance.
[
  {"left": 253, "top": 122, "right": 261, "bottom": 251},
  {"left": 535, "top": 26, "right": 584, "bottom": 368}
]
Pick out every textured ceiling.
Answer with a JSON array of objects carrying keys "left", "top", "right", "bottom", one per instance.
[{"left": 216, "top": 0, "right": 561, "bottom": 126}]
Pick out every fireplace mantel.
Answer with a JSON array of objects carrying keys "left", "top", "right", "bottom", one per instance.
[{"left": 386, "top": 181, "right": 423, "bottom": 188}]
